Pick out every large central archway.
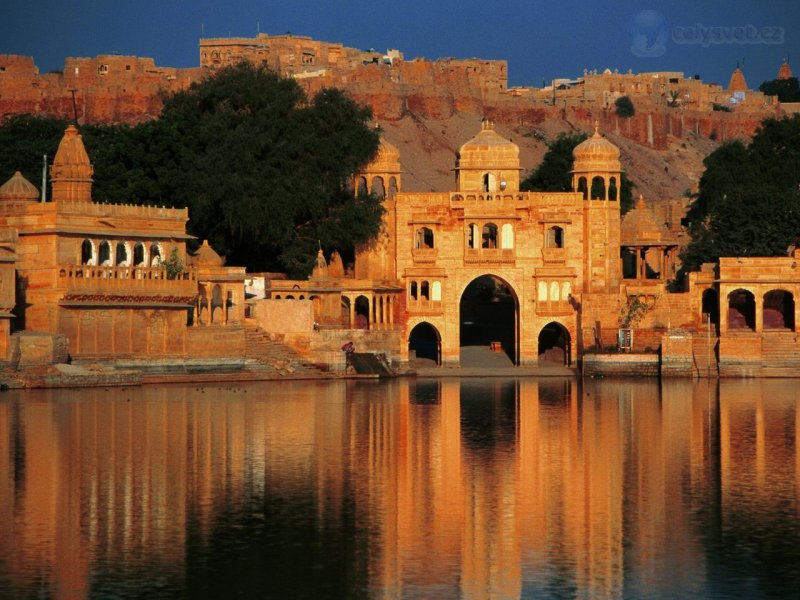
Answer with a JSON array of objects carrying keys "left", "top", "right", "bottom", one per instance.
[{"left": 459, "top": 274, "right": 519, "bottom": 366}]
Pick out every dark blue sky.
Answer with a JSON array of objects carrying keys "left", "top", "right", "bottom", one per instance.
[{"left": 3, "top": 1, "right": 798, "bottom": 88}]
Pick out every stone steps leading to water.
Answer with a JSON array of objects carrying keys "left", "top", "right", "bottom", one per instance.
[{"left": 244, "top": 324, "right": 330, "bottom": 377}]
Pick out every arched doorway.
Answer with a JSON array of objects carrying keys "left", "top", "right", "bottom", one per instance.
[
  {"left": 459, "top": 274, "right": 518, "bottom": 365},
  {"left": 355, "top": 295, "right": 370, "bottom": 329},
  {"left": 728, "top": 289, "right": 755, "bottom": 330},
  {"left": 701, "top": 288, "right": 719, "bottom": 329},
  {"left": 408, "top": 322, "right": 441, "bottom": 366},
  {"left": 538, "top": 322, "right": 571, "bottom": 365},
  {"left": 763, "top": 289, "right": 794, "bottom": 330}
]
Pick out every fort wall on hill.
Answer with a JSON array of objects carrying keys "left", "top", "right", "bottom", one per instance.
[{"left": 0, "top": 34, "right": 785, "bottom": 151}]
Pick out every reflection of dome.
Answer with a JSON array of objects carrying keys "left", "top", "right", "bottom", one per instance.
[
  {"left": 191, "top": 240, "right": 225, "bottom": 267},
  {"left": 458, "top": 120, "right": 519, "bottom": 169},
  {"left": 572, "top": 123, "right": 621, "bottom": 173},
  {"left": 0, "top": 171, "right": 39, "bottom": 203}
]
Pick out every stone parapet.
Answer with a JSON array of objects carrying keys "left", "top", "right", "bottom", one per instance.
[{"left": 582, "top": 353, "right": 660, "bottom": 377}]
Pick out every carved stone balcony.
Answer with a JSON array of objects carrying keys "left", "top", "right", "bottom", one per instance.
[
  {"left": 464, "top": 248, "right": 515, "bottom": 265},
  {"left": 58, "top": 264, "right": 198, "bottom": 297}
]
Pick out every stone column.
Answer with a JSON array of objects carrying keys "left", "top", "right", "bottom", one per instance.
[
  {"left": 348, "top": 296, "right": 355, "bottom": 329},
  {"left": 754, "top": 294, "right": 763, "bottom": 333}
]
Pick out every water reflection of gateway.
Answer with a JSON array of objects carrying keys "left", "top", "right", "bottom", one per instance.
[{"left": 0, "top": 380, "right": 798, "bottom": 597}]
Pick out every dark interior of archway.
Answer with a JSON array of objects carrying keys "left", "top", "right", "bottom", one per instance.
[
  {"left": 460, "top": 275, "right": 516, "bottom": 365},
  {"left": 538, "top": 323, "right": 570, "bottom": 365},
  {"left": 409, "top": 323, "right": 439, "bottom": 365}
]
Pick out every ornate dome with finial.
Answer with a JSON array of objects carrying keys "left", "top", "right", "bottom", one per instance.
[
  {"left": 50, "top": 125, "right": 94, "bottom": 202},
  {"left": 572, "top": 123, "right": 621, "bottom": 173},
  {"left": 0, "top": 171, "right": 39, "bottom": 203},
  {"left": 457, "top": 120, "right": 519, "bottom": 169},
  {"left": 620, "top": 195, "right": 676, "bottom": 245},
  {"left": 191, "top": 240, "right": 225, "bottom": 267}
]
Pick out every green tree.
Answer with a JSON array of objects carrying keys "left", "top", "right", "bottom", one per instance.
[
  {"left": 615, "top": 95, "right": 635, "bottom": 118},
  {"left": 149, "top": 63, "right": 383, "bottom": 276},
  {"left": 0, "top": 114, "right": 68, "bottom": 197},
  {"left": 0, "top": 64, "right": 384, "bottom": 277},
  {"left": 679, "top": 114, "right": 800, "bottom": 278},
  {"left": 759, "top": 77, "right": 800, "bottom": 103},
  {"left": 521, "top": 132, "right": 634, "bottom": 213}
]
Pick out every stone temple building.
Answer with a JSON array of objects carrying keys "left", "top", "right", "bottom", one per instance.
[{"left": 0, "top": 125, "right": 246, "bottom": 365}]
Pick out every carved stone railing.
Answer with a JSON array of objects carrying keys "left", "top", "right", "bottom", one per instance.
[
  {"left": 58, "top": 264, "right": 198, "bottom": 294},
  {"left": 412, "top": 247, "right": 438, "bottom": 263}
]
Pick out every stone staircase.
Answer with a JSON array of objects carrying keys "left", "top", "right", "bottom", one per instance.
[
  {"left": 244, "top": 324, "right": 331, "bottom": 377},
  {"left": 760, "top": 332, "right": 799, "bottom": 377},
  {"left": 692, "top": 332, "right": 719, "bottom": 378}
]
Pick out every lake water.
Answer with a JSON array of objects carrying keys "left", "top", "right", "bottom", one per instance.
[{"left": 0, "top": 377, "right": 798, "bottom": 599}]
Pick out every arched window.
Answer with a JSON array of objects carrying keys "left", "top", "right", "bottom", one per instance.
[
  {"left": 410, "top": 281, "right": 418, "bottom": 300},
  {"left": 538, "top": 281, "right": 548, "bottom": 301},
  {"left": 546, "top": 226, "right": 564, "bottom": 248},
  {"left": 591, "top": 176, "right": 606, "bottom": 200},
  {"left": 501, "top": 224, "right": 514, "bottom": 249},
  {"left": 421, "top": 281, "right": 430, "bottom": 300},
  {"left": 608, "top": 177, "right": 618, "bottom": 201},
  {"left": 81, "top": 239, "right": 95, "bottom": 265},
  {"left": 467, "top": 223, "right": 479, "bottom": 249},
  {"left": 388, "top": 177, "right": 398, "bottom": 200},
  {"left": 356, "top": 176, "right": 368, "bottom": 196},
  {"left": 431, "top": 281, "right": 442, "bottom": 301},
  {"left": 482, "top": 173, "right": 497, "bottom": 192},
  {"left": 562, "top": 282, "right": 572, "bottom": 300},
  {"left": 550, "top": 281, "right": 560, "bottom": 301},
  {"left": 98, "top": 241, "right": 112, "bottom": 266},
  {"left": 482, "top": 223, "right": 498, "bottom": 248},
  {"left": 150, "top": 243, "right": 162, "bottom": 267},
  {"left": 577, "top": 177, "right": 588, "bottom": 200},
  {"left": 415, "top": 227, "right": 434, "bottom": 249},
  {"left": 370, "top": 176, "right": 385, "bottom": 200},
  {"left": 115, "top": 242, "right": 129, "bottom": 266},
  {"left": 133, "top": 242, "right": 146, "bottom": 266}
]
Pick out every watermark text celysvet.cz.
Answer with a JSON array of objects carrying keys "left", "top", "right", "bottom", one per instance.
[
  {"left": 672, "top": 23, "right": 784, "bottom": 47},
  {"left": 629, "top": 10, "right": 785, "bottom": 58}
]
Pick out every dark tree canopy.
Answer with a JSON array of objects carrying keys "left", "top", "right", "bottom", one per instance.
[
  {"left": 0, "top": 63, "right": 383, "bottom": 277},
  {"left": 679, "top": 114, "right": 800, "bottom": 277},
  {"left": 0, "top": 114, "right": 68, "bottom": 198},
  {"left": 758, "top": 77, "right": 800, "bottom": 103},
  {"left": 521, "top": 132, "right": 634, "bottom": 213},
  {"left": 615, "top": 95, "right": 635, "bottom": 118}
]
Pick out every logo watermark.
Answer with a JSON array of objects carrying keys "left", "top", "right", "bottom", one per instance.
[
  {"left": 630, "top": 10, "right": 785, "bottom": 58},
  {"left": 673, "top": 24, "right": 784, "bottom": 47}
]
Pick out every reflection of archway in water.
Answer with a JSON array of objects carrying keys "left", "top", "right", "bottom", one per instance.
[
  {"left": 538, "top": 322, "right": 571, "bottom": 366},
  {"left": 460, "top": 379, "right": 518, "bottom": 452},
  {"left": 459, "top": 274, "right": 518, "bottom": 365},
  {"left": 408, "top": 322, "right": 441, "bottom": 366}
]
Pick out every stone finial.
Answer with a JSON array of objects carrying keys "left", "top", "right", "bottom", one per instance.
[{"left": 50, "top": 125, "right": 94, "bottom": 202}]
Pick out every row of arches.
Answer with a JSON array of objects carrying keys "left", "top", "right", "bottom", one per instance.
[
  {"left": 409, "top": 280, "right": 442, "bottom": 302},
  {"left": 466, "top": 222, "right": 514, "bottom": 250},
  {"left": 705, "top": 288, "right": 796, "bottom": 332},
  {"left": 81, "top": 239, "right": 165, "bottom": 268},
  {"left": 409, "top": 320, "right": 571, "bottom": 367},
  {"left": 575, "top": 175, "right": 618, "bottom": 201},
  {"left": 355, "top": 175, "right": 399, "bottom": 200}
]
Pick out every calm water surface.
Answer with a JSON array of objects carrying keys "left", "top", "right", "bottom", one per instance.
[{"left": 0, "top": 377, "right": 798, "bottom": 599}]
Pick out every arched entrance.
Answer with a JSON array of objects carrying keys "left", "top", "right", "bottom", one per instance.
[
  {"left": 701, "top": 288, "right": 719, "bottom": 329},
  {"left": 459, "top": 274, "right": 518, "bottom": 365},
  {"left": 538, "top": 322, "right": 571, "bottom": 366},
  {"left": 408, "top": 322, "right": 441, "bottom": 366}
]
